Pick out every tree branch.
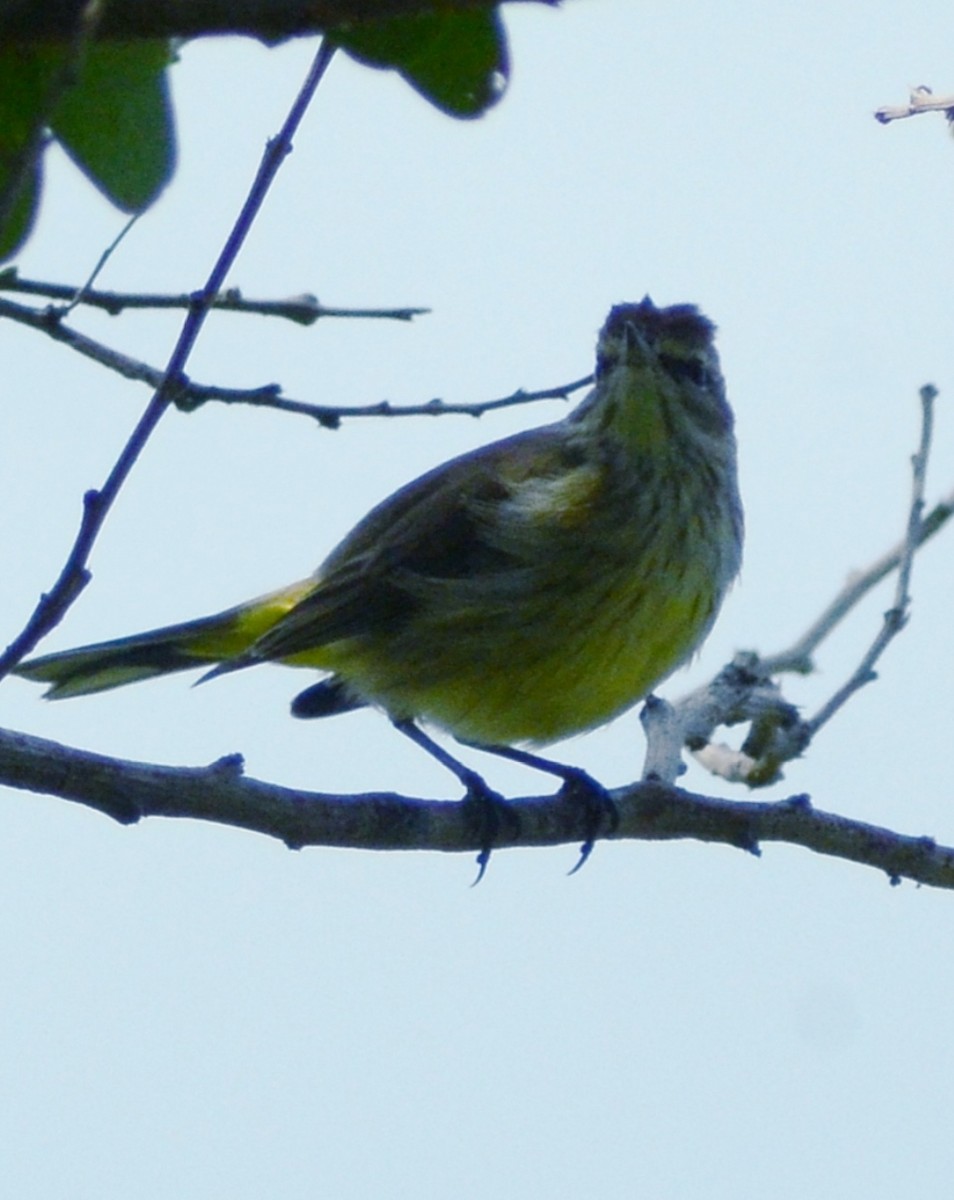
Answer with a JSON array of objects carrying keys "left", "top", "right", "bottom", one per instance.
[
  {"left": 802, "top": 384, "right": 934, "bottom": 736},
  {"left": 875, "top": 85, "right": 954, "bottom": 125},
  {"left": 0, "top": 292, "right": 591, "bottom": 426},
  {"left": 0, "top": 0, "right": 559, "bottom": 44},
  {"left": 0, "top": 270, "right": 428, "bottom": 325},
  {"left": 0, "top": 724, "right": 950, "bottom": 888},
  {"left": 660, "top": 385, "right": 944, "bottom": 788},
  {"left": 757, "top": 486, "right": 954, "bottom": 678},
  {"left": 0, "top": 40, "right": 336, "bottom": 681}
]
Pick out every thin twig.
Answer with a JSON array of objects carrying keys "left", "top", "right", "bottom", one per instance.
[
  {"left": 875, "top": 85, "right": 954, "bottom": 125},
  {"left": 671, "top": 385, "right": 942, "bottom": 786},
  {"left": 759, "top": 484, "right": 954, "bottom": 677},
  {"left": 180, "top": 375, "right": 592, "bottom": 424},
  {"left": 59, "top": 214, "right": 141, "bottom": 317},
  {"left": 0, "top": 40, "right": 338, "bottom": 681},
  {"left": 0, "top": 294, "right": 591, "bottom": 427},
  {"left": 0, "top": 270, "right": 428, "bottom": 325},
  {"left": 307, "top": 377, "right": 594, "bottom": 424},
  {"left": 805, "top": 384, "right": 935, "bottom": 735}
]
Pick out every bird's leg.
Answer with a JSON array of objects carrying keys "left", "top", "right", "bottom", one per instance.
[
  {"left": 391, "top": 719, "right": 519, "bottom": 883},
  {"left": 463, "top": 742, "right": 619, "bottom": 873}
]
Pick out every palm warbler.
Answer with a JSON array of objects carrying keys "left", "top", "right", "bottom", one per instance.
[{"left": 17, "top": 299, "right": 742, "bottom": 759}]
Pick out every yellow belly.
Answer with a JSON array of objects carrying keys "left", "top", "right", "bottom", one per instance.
[{"left": 302, "top": 561, "right": 718, "bottom": 745}]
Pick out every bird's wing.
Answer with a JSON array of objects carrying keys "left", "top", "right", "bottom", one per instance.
[{"left": 246, "top": 423, "right": 602, "bottom": 662}]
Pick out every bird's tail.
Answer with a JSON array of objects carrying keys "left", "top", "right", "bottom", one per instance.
[{"left": 13, "top": 582, "right": 313, "bottom": 700}]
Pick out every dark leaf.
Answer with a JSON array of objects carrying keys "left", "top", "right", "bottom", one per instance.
[
  {"left": 0, "top": 47, "right": 56, "bottom": 260},
  {"left": 336, "top": 10, "right": 508, "bottom": 118},
  {"left": 51, "top": 40, "right": 177, "bottom": 211},
  {"left": 0, "top": 156, "right": 41, "bottom": 261}
]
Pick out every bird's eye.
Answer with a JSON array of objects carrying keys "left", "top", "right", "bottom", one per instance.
[{"left": 660, "top": 353, "right": 710, "bottom": 387}]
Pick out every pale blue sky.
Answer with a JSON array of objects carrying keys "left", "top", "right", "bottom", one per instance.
[{"left": 3, "top": 2, "right": 954, "bottom": 1196}]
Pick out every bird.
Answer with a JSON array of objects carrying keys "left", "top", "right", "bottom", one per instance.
[{"left": 16, "top": 298, "right": 743, "bottom": 869}]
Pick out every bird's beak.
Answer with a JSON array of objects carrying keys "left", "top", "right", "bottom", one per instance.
[{"left": 622, "top": 319, "right": 654, "bottom": 365}]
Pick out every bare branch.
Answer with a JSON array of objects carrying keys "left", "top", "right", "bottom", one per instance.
[
  {"left": 0, "top": 294, "right": 590, "bottom": 426},
  {"left": 0, "top": 271, "right": 428, "bottom": 325},
  {"left": 0, "top": 724, "right": 950, "bottom": 888},
  {"left": 0, "top": 41, "right": 337, "bottom": 681},
  {"left": 185, "top": 374, "right": 592, "bottom": 424},
  {"left": 875, "top": 85, "right": 954, "bottom": 125},
  {"left": 661, "top": 386, "right": 942, "bottom": 788},
  {"left": 758, "top": 485, "right": 954, "bottom": 677},
  {"left": 804, "top": 384, "right": 935, "bottom": 736},
  {"left": 639, "top": 695, "right": 686, "bottom": 784},
  {"left": 316, "top": 377, "right": 594, "bottom": 422},
  {"left": 59, "top": 214, "right": 142, "bottom": 317}
]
